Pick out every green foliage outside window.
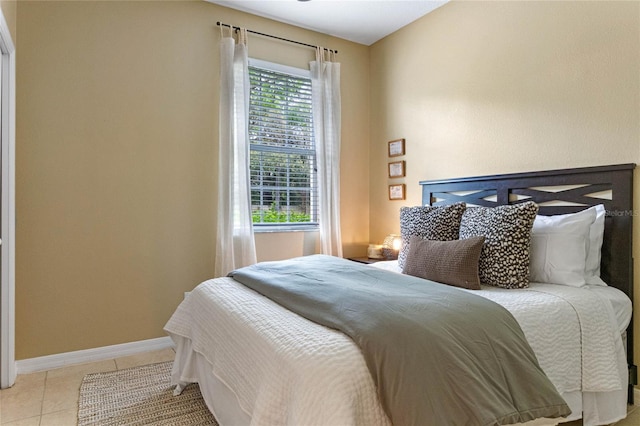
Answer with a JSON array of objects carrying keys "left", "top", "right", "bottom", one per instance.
[{"left": 251, "top": 204, "right": 311, "bottom": 223}]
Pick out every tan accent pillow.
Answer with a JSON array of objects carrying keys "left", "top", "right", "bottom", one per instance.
[{"left": 402, "top": 236, "right": 485, "bottom": 290}]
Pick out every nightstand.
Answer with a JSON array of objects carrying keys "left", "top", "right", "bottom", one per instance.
[{"left": 347, "top": 257, "right": 383, "bottom": 264}]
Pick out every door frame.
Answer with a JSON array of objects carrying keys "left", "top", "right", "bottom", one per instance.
[{"left": 0, "top": 7, "right": 16, "bottom": 388}]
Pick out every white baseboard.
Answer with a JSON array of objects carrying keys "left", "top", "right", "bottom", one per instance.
[{"left": 15, "top": 336, "right": 174, "bottom": 374}]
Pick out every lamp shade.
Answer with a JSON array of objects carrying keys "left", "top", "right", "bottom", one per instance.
[{"left": 382, "top": 234, "right": 402, "bottom": 260}]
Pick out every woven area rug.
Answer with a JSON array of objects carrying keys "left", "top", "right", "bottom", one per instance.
[{"left": 78, "top": 361, "right": 218, "bottom": 425}]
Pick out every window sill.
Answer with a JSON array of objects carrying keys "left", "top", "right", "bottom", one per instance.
[{"left": 253, "top": 225, "right": 319, "bottom": 233}]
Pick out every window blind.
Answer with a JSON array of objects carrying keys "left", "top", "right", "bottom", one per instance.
[{"left": 248, "top": 64, "right": 318, "bottom": 228}]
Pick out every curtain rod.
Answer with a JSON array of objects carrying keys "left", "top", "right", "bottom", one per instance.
[{"left": 216, "top": 22, "right": 338, "bottom": 54}]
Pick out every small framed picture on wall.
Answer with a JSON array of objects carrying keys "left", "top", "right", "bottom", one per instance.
[
  {"left": 388, "top": 138, "right": 405, "bottom": 157},
  {"left": 388, "top": 160, "right": 406, "bottom": 178},
  {"left": 388, "top": 184, "right": 406, "bottom": 201}
]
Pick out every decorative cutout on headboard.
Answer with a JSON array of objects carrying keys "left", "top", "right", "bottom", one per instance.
[
  {"left": 431, "top": 190, "right": 498, "bottom": 207},
  {"left": 430, "top": 183, "right": 614, "bottom": 209},
  {"left": 511, "top": 183, "right": 612, "bottom": 207}
]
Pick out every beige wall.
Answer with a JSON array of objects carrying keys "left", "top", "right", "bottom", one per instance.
[
  {"left": 16, "top": 1, "right": 370, "bottom": 359},
  {"left": 1, "top": 0, "right": 16, "bottom": 43},
  {"left": 370, "top": 1, "right": 640, "bottom": 360}
]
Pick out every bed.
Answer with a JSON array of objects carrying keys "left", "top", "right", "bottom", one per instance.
[{"left": 165, "top": 163, "right": 635, "bottom": 426}]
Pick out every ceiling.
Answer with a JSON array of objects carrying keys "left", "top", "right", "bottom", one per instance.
[{"left": 206, "top": 0, "right": 448, "bottom": 46}]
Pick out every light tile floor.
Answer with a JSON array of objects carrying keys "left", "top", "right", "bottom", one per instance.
[
  {"left": 0, "top": 348, "right": 639, "bottom": 425},
  {"left": 617, "top": 406, "right": 640, "bottom": 426},
  {"left": 0, "top": 348, "right": 175, "bottom": 425}
]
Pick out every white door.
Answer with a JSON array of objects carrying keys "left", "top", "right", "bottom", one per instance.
[{"left": 0, "top": 7, "right": 15, "bottom": 389}]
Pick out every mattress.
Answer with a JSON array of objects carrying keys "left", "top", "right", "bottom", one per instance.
[{"left": 165, "top": 262, "right": 631, "bottom": 426}]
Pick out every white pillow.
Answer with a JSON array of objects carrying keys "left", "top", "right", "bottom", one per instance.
[
  {"left": 529, "top": 207, "right": 596, "bottom": 287},
  {"left": 585, "top": 204, "right": 607, "bottom": 286}
]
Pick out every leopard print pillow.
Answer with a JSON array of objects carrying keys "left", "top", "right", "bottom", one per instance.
[
  {"left": 459, "top": 201, "right": 538, "bottom": 289},
  {"left": 398, "top": 203, "right": 466, "bottom": 269}
]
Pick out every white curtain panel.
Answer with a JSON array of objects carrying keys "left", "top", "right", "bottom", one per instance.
[
  {"left": 215, "top": 29, "right": 257, "bottom": 277},
  {"left": 311, "top": 48, "right": 343, "bottom": 257}
]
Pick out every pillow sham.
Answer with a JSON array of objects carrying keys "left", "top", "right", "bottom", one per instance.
[
  {"left": 459, "top": 201, "right": 538, "bottom": 289},
  {"left": 585, "top": 204, "right": 606, "bottom": 286},
  {"left": 529, "top": 207, "right": 596, "bottom": 287},
  {"left": 398, "top": 203, "right": 466, "bottom": 269},
  {"left": 402, "top": 235, "right": 485, "bottom": 290}
]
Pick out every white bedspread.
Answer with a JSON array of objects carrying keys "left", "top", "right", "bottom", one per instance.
[
  {"left": 165, "top": 277, "right": 391, "bottom": 426},
  {"left": 164, "top": 265, "right": 629, "bottom": 426}
]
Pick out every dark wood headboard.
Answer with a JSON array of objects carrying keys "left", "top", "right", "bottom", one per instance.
[{"left": 420, "top": 163, "right": 636, "bottom": 398}]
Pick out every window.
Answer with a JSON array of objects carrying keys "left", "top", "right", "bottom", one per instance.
[{"left": 248, "top": 59, "right": 318, "bottom": 230}]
